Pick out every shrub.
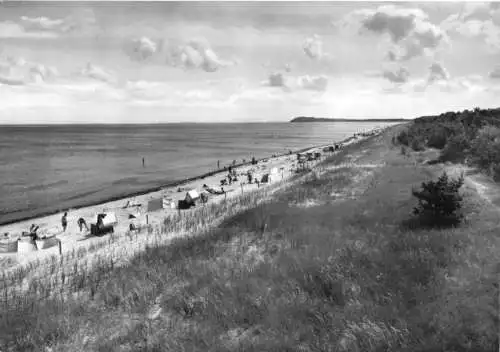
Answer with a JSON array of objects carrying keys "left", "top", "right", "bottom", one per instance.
[
  {"left": 411, "top": 138, "right": 425, "bottom": 151},
  {"left": 426, "top": 126, "right": 448, "bottom": 149},
  {"left": 412, "top": 172, "right": 464, "bottom": 227},
  {"left": 439, "top": 133, "right": 470, "bottom": 163},
  {"left": 468, "top": 126, "right": 500, "bottom": 171},
  {"left": 397, "top": 130, "right": 410, "bottom": 146}
]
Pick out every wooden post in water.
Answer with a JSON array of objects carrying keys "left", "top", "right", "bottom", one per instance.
[{"left": 58, "top": 239, "right": 62, "bottom": 256}]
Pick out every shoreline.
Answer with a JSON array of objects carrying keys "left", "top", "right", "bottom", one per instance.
[
  {"left": 0, "top": 136, "right": 357, "bottom": 228},
  {"left": 0, "top": 127, "right": 385, "bottom": 272}
]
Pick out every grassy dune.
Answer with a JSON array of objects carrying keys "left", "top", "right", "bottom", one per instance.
[{"left": 1, "top": 127, "right": 498, "bottom": 351}]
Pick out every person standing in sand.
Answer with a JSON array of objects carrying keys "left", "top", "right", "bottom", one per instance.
[
  {"left": 77, "top": 217, "right": 88, "bottom": 232},
  {"left": 61, "top": 212, "right": 68, "bottom": 232}
]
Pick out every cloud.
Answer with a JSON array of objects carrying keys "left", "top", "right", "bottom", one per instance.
[
  {"left": 297, "top": 75, "right": 328, "bottom": 91},
  {"left": 489, "top": 65, "right": 500, "bottom": 79},
  {"left": 387, "top": 50, "right": 397, "bottom": 61},
  {"left": 0, "top": 9, "right": 97, "bottom": 38},
  {"left": 268, "top": 72, "right": 287, "bottom": 87},
  {"left": 0, "top": 21, "right": 58, "bottom": 39},
  {"left": 382, "top": 66, "right": 410, "bottom": 83},
  {"left": 20, "top": 16, "right": 68, "bottom": 32},
  {"left": 302, "top": 34, "right": 334, "bottom": 62},
  {"left": 441, "top": 4, "right": 500, "bottom": 50},
  {"left": 392, "top": 70, "right": 484, "bottom": 95},
  {"left": 303, "top": 34, "right": 323, "bottom": 59},
  {"left": 0, "top": 75, "right": 25, "bottom": 86},
  {"left": 124, "top": 36, "right": 236, "bottom": 72},
  {"left": 266, "top": 72, "right": 328, "bottom": 92},
  {"left": 0, "top": 56, "right": 58, "bottom": 85},
  {"left": 80, "top": 63, "right": 115, "bottom": 83},
  {"left": 428, "top": 62, "right": 449, "bottom": 83},
  {"left": 124, "top": 37, "right": 158, "bottom": 61},
  {"left": 167, "top": 39, "right": 237, "bottom": 72},
  {"left": 347, "top": 5, "right": 448, "bottom": 61}
]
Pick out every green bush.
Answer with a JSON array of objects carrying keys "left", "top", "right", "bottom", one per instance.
[
  {"left": 468, "top": 126, "right": 500, "bottom": 171},
  {"left": 411, "top": 138, "right": 425, "bottom": 151},
  {"left": 426, "top": 126, "right": 448, "bottom": 149},
  {"left": 396, "top": 130, "right": 410, "bottom": 146},
  {"left": 439, "top": 133, "right": 470, "bottom": 163},
  {"left": 412, "top": 172, "right": 464, "bottom": 227}
]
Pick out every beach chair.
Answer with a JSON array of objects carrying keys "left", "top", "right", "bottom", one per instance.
[{"left": 90, "top": 213, "right": 116, "bottom": 236}]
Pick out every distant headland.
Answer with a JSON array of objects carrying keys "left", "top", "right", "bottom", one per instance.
[{"left": 290, "top": 116, "right": 409, "bottom": 123}]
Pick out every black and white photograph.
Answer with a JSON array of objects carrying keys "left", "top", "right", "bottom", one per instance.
[{"left": 0, "top": 0, "right": 498, "bottom": 350}]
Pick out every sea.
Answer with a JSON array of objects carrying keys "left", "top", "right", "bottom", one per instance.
[{"left": 0, "top": 121, "right": 398, "bottom": 225}]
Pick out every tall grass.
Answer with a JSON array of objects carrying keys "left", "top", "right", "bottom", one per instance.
[{"left": 1, "top": 136, "right": 370, "bottom": 305}]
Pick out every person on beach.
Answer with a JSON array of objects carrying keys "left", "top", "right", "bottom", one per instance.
[
  {"left": 61, "top": 212, "right": 68, "bottom": 232},
  {"left": 77, "top": 217, "right": 88, "bottom": 232},
  {"left": 29, "top": 224, "right": 39, "bottom": 240},
  {"left": 142, "top": 157, "right": 145, "bottom": 168}
]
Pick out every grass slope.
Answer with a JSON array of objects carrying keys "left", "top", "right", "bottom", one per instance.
[{"left": 1, "top": 128, "right": 498, "bottom": 352}]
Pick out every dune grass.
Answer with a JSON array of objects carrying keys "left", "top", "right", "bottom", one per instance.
[{"left": 1, "top": 129, "right": 498, "bottom": 352}]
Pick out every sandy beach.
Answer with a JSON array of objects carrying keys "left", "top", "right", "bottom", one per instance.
[{"left": 0, "top": 130, "right": 379, "bottom": 271}]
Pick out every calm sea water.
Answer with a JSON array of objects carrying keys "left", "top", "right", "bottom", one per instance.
[{"left": 0, "top": 122, "right": 396, "bottom": 224}]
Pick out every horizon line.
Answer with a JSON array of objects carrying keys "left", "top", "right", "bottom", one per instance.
[{"left": 0, "top": 119, "right": 411, "bottom": 126}]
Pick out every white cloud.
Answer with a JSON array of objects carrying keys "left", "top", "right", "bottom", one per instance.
[
  {"left": 124, "top": 37, "right": 158, "bottom": 61},
  {"left": 268, "top": 72, "right": 287, "bottom": 88},
  {"left": 396, "top": 74, "right": 485, "bottom": 95},
  {"left": 441, "top": 4, "right": 500, "bottom": 50},
  {"left": 303, "top": 34, "right": 323, "bottom": 60},
  {"left": 80, "top": 63, "right": 115, "bottom": 83},
  {"left": 387, "top": 50, "right": 397, "bottom": 61},
  {"left": 124, "top": 36, "right": 236, "bottom": 72},
  {"left": 428, "top": 62, "right": 450, "bottom": 83},
  {"left": 0, "top": 75, "right": 25, "bottom": 86},
  {"left": 0, "top": 9, "right": 97, "bottom": 38},
  {"left": 382, "top": 66, "right": 410, "bottom": 83},
  {"left": 20, "top": 16, "right": 68, "bottom": 32},
  {"left": 346, "top": 5, "right": 448, "bottom": 61},
  {"left": 302, "top": 34, "right": 335, "bottom": 63},
  {"left": 0, "top": 56, "right": 58, "bottom": 86},
  {"left": 265, "top": 72, "right": 328, "bottom": 92},
  {"left": 0, "top": 21, "right": 58, "bottom": 39},
  {"left": 167, "top": 39, "right": 237, "bottom": 72},
  {"left": 297, "top": 75, "right": 329, "bottom": 91},
  {"left": 489, "top": 65, "right": 500, "bottom": 79}
]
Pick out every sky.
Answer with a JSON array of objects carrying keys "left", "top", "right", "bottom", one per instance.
[{"left": 0, "top": 1, "right": 500, "bottom": 124}]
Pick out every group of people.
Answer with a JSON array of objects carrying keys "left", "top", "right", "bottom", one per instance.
[
  {"left": 217, "top": 156, "right": 258, "bottom": 171},
  {"left": 59, "top": 212, "right": 89, "bottom": 233},
  {"left": 23, "top": 212, "right": 88, "bottom": 241}
]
